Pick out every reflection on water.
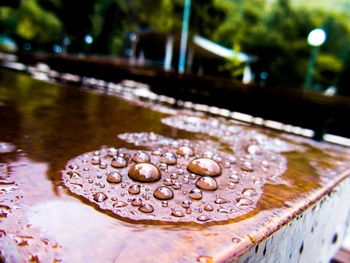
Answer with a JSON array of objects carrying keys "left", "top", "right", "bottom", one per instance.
[{"left": 1, "top": 68, "right": 350, "bottom": 262}]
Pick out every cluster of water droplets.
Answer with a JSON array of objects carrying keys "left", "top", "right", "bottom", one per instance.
[{"left": 63, "top": 128, "right": 290, "bottom": 224}]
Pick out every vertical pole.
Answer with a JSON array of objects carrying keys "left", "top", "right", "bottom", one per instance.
[
  {"left": 178, "top": 0, "right": 192, "bottom": 74},
  {"left": 164, "top": 34, "right": 174, "bottom": 71},
  {"left": 304, "top": 46, "right": 318, "bottom": 91}
]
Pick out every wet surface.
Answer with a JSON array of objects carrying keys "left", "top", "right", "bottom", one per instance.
[{"left": 1, "top": 68, "right": 350, "bottom": 262}]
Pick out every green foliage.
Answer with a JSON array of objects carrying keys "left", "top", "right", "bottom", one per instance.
[{"left": 16, "top": 0, "right": 62, "bottom": 43}]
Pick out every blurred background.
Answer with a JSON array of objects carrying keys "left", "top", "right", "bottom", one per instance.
[{"left": 1, "top": 0, "right": 350, "bottom": 96}]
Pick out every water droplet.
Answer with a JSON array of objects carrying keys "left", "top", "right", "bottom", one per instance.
[
  {"left": 106, "top": 171, "right": 122, "bottom": 183},
  {"left": 68, "top": 163, "right": 79, "bottom": 170},
  {"left": 153, "top": 186, "right": 174, "bottom": 200},
  {"left": 67, "top": 171, "right": 81, "bottom": 178},
  {"left": 128, "top": 163, "right": 161, "bottom": 182},
  {"left": 160, "top": 152, "right": 177, "bottom": 165},
  {"left": 202, "top": 150, "right": 214, "bottom": 158},
  {"left": 93, "top": 192, "right": 107, "bottom": 203},
  {"left": 232, "top": 237, "right": 241, "bottom": 243},
  {"left": 170, "top": 173, "right": 178, "bottom": 179},
  {"left": 204, "top": 204, "right": 213, "bottom": 211},
  {"left": 131, "top": 197, "right": 142, "bottom": 206},
  {"left": 152, "top": 150, "right": 162, "bottom": 156},
  {"left": 111, "top": 156, "right": 127, "bottom": 168},
  {"left": 189, "top": 188, "right": 203, "bottom": 200},
  {"left": 196, "top": 255, "right": 213, "bottom": 263},
  {"left": 182, "top": 200, "right": 191, "bottom": 208},
  {"left": 172, "top": 181, "right": 182, "bottom": 190},
  {"left": 91, "top": 156, "right": 100, "bottom": 165},
  {"left": 240, "top": 161, "right": 254, "bottom": 172},
  {"left": 228, "top": 156, "right": 237, "bottom": 164},
  {"left": 171, "top": 209, "right": 185, "bottom": 217},
  {"left": 187, "top": 158, "right": 221, "bottom": 177},
  {"left": 99, "top": 162, "right": 107, "bottom": 169},
  {"left": 139, "top": 204, "right": 154, "bottom": 213},
  {"left": 132, "top": 151, "right": 150, "bottom": 163},
  {"left": 197, "top": 215, "right": 210, "bottom": 222},
  {"left": 0, "top": 205, "right": 11, "bottom": 218},
  {"left": 163, "top": 178, "right": 173, "bottom": 186},
  {"left": 161, "top": 201, "right": 168, "bottom": 207},
  {"left": 195, "top": 176, "right": 218, "bottom": 191},
  {"left": 236, "top": 198, "right": 252, "bottom": 207},
  {"left": 227, "top": 182, "right": 235, "bottom": 189},
  {"left": 214, "top": 198, "right": 229, "bottom": 204},
  {"left": 114, "top": 201, "right": 128, "bottom": 208},
  {"left": 176, "top": 146, "right": 194, "bottom": 157},
  {"left": 108, "top": 147, "right": 118, "bottom": 157},
  {"left": 229, "top": 174, "right": 240, "bottom": 183},
  {"left": 128, "top": 184, "right": 141, "bottom": 194},
  {"left": 159, "top": 163, "right": 168, "bottom": 171},
  {"left": 242, "top": 189, "right": 257, "bottom": 197},
  {"left": 247, "top": 145, "right": 263, "bottom": 155}
]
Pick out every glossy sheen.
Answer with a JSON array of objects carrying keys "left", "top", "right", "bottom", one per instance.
[
  {"left": 187, "top": 158, "right": 222, "bottom": 177},
  {"left": 128, "top": 163, "right": 161, "bottom": 182},
  {"left": 1, "top": 69, "right": 350, "bottom": 263}
]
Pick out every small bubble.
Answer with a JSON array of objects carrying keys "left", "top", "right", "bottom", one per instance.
[
  {"left": 214, "top": 198, "right": 229, "bottom": 204},
  {"left": 132, "top": 151, "right": 150, "bottom": 163},
  {"left": 113, "top": 201, "right": 128, "bottom": 208},
  {"left": 171, "top": 209, "right": 185, "bottom": 217},
  {"left": 99, "top": 162, "right": 107, "bottom": 169},
  {"left": 93, "top": 192, "right": 107, "bottom": 203},
  {"left": 204, "top": 204, "right": 213, "bottom": 211},
  {"left": 247, "top": 145, "right": 263, "bottom": 155},
  {"left": 189, "top": 188, "right": 203, "bottom": 200},
  {"left": 139, "top": 204, "right": 154, "bottom": 213},
  {"left": 182, "top": 200, "right": 191, "bottom": 208},
  {"left": 197, "top": 215, "right": 210, "bottom": 222},
  {"left": 108, "top": 147, "right": 118, "bottom": 157},
  {"left": 128, "top": 184, "right": 141, "bottom": 195},
  {"left": 111, "top": 156, "right": 127, "bottom": 168},
  {"left": 131, "top": 197, "right": 142, "bottom": 206},
  {"left": 106, "top": 171, "right": 122, "bottom": 183},
  {"left": 91, "top": 156, "right": 100, "bottom": 165},
  {"left": 240, "top": 161, "right": 254, "bottom": 172},
  {"left": 163, "top": 178, "right": 173, "bottom": 186}
]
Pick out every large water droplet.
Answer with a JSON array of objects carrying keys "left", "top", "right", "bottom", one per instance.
[
  {"left": 189, "top": 188, "right": 203, "bottom": 200},
  {"left": 160, "top": 152, "right": 177, "bottom": 165},
  {"left": 187, "top": 158, "right": 221, "bottom": 177},
  {"left": 132, "top": 151, "right": 150, "bottom": 163},
  {"left": 176, "top": 146, "right": 194, "bottom": 157},
  {"left": 93, "top": 192, "right": 107, "bottom": 203},
  {"left": 111, "top": 156, "right": 127, "bottom": 168},
  {"left": 128, "top": 163, "right": 161, "bottom": 182},
  {"left": 128, "top": 184, "right": 141, "bottom": 194},
  {"left": 153, "top": 186, "right": 174, "bottom": 200},
  {"left": 195, "top": 176, "right": 218, "bottom": 190},
  {"left": 106, "top": 171, "right": 122, "bottom": 183},
  {"left": 139, "top": 204, "right": 154, "bottom": 213}
]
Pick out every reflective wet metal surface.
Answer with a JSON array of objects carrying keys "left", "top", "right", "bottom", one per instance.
[{"left": 1, "top": 68, "right": 350, "bottom": 262}]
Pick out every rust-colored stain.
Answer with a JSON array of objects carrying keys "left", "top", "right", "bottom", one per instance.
[{"left": 0, "top": 69, "right": 350, "bottom": 262}]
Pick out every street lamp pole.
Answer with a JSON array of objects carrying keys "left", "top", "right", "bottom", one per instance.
[
  {"left": 304, "top": 28, "right": 326, "bottom": 91},
  {"left": 178, "top": 0, "right": 192, "bottom": 74}
]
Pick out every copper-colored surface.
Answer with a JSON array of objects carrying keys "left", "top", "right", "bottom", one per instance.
[{"left": 1, "top": 69, "right": 350, "bottom": 262}]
